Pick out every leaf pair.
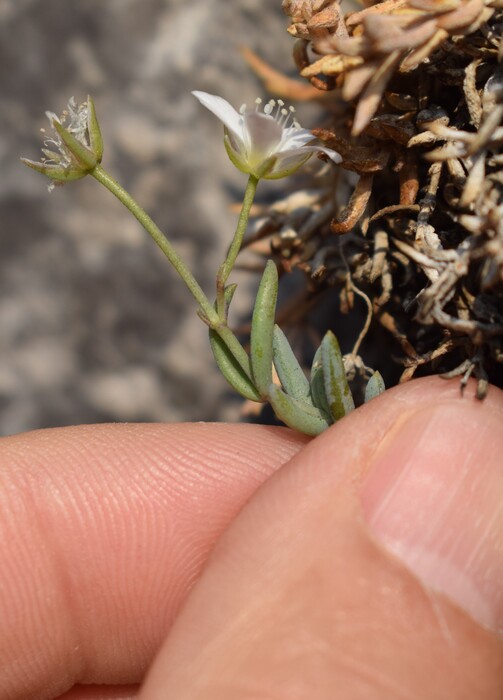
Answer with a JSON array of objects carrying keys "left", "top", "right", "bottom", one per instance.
[
  {"left": 209, "top": 259, "right": 385, "bottom": 437},
  {"left": 270, "top": 328, "right": 356, "bottom": 436}
]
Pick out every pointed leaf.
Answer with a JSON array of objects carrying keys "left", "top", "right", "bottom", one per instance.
[
  {"left": 364, "top": 371, "right": 385, "bottom": 402},
  {"left": 321, "top": 331, "right": 355, "bottom": 421},
  {"left": 272, "top": 325, "right": 311, "bottom": 403},
  {"left": 250, "top": 260, "right": 278, "bottom": 397},
  {"left": 309, "top": 346, "right": 330, "bottom": 418},
  {"left": 268, "top": 383, "right": 330, "bottom": 437},
  {"left": 209, "top": 330, "right": 261, "bottom": 402}
]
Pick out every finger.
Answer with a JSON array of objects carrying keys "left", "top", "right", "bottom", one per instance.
[
  {"left": 141, "top": 377, "right": 503, "bottom": 699},
  {"left": 55, "top": 684, "right": 138, "bottom": 700},
  {"left": 0, "top": 422, "right": 308, "bottom": 699}
]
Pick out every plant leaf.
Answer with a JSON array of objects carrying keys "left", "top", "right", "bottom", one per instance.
[
  {"left": 272, "top": 325, "right": 312, "bottom": 403},
  {"left": 268, "top": 383, "right": 330, "bottom": 437},
  {"left": 321, "top": 331, "right": 355, "bottom": 421},
  {"left": 209, "top": 330, "right": 261, "bottom": 402},
  {"left": 309, "top": 346, "right": 332, "bottom": 418},
  {"left": 364, "top": 371, "right": 385, "bottom": 402},
  {"left": 250, "top": 260, "right": 278, "bottom": 397}
]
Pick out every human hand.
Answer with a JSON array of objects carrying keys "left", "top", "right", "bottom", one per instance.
[{"left": 1, "top": 377, "right": 502, "bottom": 699}]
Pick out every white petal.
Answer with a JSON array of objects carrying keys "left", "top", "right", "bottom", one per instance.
[
  {"left": 192, "top": 91, "right": 243, "bottom": 139},
  {"left": 268, "top": 144, "right": 342, "bottom": 178},
  {"left": 312, "top": 145, "right": 342, "bottom": 163},
  {"left": 243, "top": 112, "right": 283, "bottom": 159},
  {"left": 278, "top": 127, "right": 316, "bottom": 151},
  {"left": 281, "top": 142, "right": 341, "bottom": 163}
]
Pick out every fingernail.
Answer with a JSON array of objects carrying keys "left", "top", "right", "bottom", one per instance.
[{"left": 361, "top": 401, "right": 503, "bottom": 633}]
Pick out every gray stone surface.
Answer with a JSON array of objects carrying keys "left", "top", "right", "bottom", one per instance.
[{"left": 0, "top": 0, "right": 295, "bottom": 434}]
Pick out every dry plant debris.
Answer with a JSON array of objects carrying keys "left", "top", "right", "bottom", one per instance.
[{"left": 241, "top": 0, "right": 503, "bottom": 398}]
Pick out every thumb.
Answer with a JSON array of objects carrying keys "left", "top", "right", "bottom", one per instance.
[{"left": 141, "top": 377, "right": 503, "bottom": 699}]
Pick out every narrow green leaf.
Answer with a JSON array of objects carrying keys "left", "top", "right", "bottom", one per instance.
[
  {"left": 209, "top": 330, "right": 261, "bottom": 402},
  {"left": 364, "top": 371, "right": 385, "bottom": 402},
  {"left": 307, "top": 346, "right": 330, "bottom": 418},
  {"left": 272, "top": 325, "right": 311, "bottom": 403},
  {"left": 321, "top": 331, "right": 355, "bottom": 421},
  {"left": 268, "top": 383, "right": 330, "bottom": 437},
  {"left": 250, "top": 260, "right": 278, "bottom": 397}
]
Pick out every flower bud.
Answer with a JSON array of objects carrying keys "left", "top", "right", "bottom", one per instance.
[{"left": 21, "top": 96, "right": 103, "bottom": 190}]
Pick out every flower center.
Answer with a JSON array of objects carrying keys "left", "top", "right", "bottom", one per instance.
[{"left": 239, "top": 97, "right": 301, "bottom": 130}]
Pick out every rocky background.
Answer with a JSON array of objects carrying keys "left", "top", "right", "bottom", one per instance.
[{"left": 0, "top": 0, "right": 305, "bottom": 435}]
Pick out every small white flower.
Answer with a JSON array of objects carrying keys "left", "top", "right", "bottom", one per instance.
[{"left": 192, "top": 91, "right": 341, "bottom": 179}]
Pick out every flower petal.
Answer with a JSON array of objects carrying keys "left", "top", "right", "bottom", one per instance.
[
  {"left": 192, "top": 91, "right": 243, "bottom": 140},
  {"left": 306, "top": 144, "right": 342, "bottom": 164},
  {"left": 278, "top": 127, "right": 317, "bottom": 151},
  {"left": 266, "top": 144, "right": 341, "bottom": 179},
  {"left": 243, "top": 112, "right": 283, "bottom": 161}
]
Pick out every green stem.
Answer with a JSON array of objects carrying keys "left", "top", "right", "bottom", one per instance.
[
  {"left": 216, "top": 174, "right": 258, "bottom": 316},
  {"left": 91, "top": 164, "right": 253, "bottom": 380}
]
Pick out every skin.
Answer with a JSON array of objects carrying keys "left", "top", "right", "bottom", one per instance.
[{"left": 0, "top": 376, "right": 502, "bottom": 699}]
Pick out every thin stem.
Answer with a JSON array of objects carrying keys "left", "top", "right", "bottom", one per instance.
[
  {"left": 91, "top": 164, "right": 253, "bottom": 380},
  {"left": 93, "top": 165, "right": 215, "bottom": 321},
  {"left": 216, "top": 174, "right": 258, "bottom": 315}
]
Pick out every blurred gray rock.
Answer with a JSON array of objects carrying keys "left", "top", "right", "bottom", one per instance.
[{"left": 0, "top": 0, "right": 295, "bottom": 434}]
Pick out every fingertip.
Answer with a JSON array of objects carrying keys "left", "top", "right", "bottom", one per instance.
[
  {"left": 141, "top": 378, "right": 503, "bottom": 698},
  {"left": 0, "top": 422, "right": 307, "bottom": 698}
]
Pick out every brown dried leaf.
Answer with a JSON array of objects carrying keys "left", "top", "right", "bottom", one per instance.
[
  {"left": 342, "top": 61, "right": 379, "bottom": 101},
  {"left": 352, "top": 51, "right": 402, "bottom": 135},
  {"left": 331, "top": 173, "right": 375, "bottom": 233},
  {"left": 399, "top": 27, "right": 448, "bottom": 70},
  {"left": 241, "top": 46, "right": 325, "bottom": 101},
  {"left": 300, "top": 54, "right": 362, "bottom": 78},
  {"left": 435, "top": 0, "right": 485, "bottom": 30}
]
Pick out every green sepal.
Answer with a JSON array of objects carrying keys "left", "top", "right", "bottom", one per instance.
[
  {"left": 255, "top": 155, "right": 278, "bottom": 180},
  {"left": 41, "top": 148, "right": 65, "bottom": 163},
  {"left": 263, "top": 153, "right": 311, "bottom": 180},
  {"left": 250, "top": 260, "right": 278, "bottom": 398},
  {"left": 321, "top": 331, "right": 355, "bottom": 421},
  {"left": 20, "top": 158, "right": 87, "bottom": 183},
  {"left": 223, "top": 131, "right": 276, "bottom": 180},
  {"left": 52, "top": 118, "right": 97, "bottom": 170},
  {"left": 268, "top": 383, "right": 330, "bottom": 437},
  {"left": 209, "top": 329, "right": 261, "bottom": 402},
  {"left": 272, "top": 325, "right": 312, "bottom": 403},
  {"left": 87, "top": 96, "right": 103, "bottom": 163},
  {"left": 364, "top": 371, "right": 385, "bottom": 403}
]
